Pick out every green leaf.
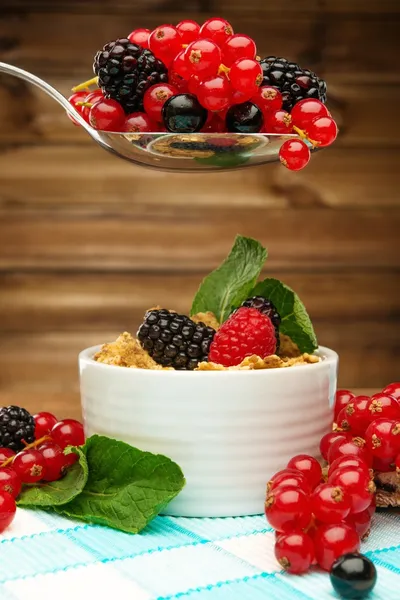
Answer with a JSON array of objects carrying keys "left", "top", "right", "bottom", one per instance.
[
  {"left": 191, "top": 235, "right": 267, "bottom": 323},
  {"left": 55, "top": 435, "right": 185, "bottom": 534},
  {"left": 17, "top": 447, "right": 88, "bottom": 507},
  {"left": 251, "top": 278, "right": 318, "bottom": 353}
]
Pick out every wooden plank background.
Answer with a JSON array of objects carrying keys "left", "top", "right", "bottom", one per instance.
[{"left": 0, "top": 0, "right": 399, "bottom": 419}]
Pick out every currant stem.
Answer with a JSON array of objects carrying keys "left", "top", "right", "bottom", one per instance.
[
  {"left": 0, "top": 435, "right": 52, "bottom": 468},
  {"left": 76, "top": 102, "right": 93, "bottom": 107},
  {"left": 292, "top": 125, "right": 320, "bottom": 148},
  {"left": 218, "top": 64, "right": 230, "bottom": 78},
  {"left": 72, "top": 77, "right": 99, "bottom": 92}
]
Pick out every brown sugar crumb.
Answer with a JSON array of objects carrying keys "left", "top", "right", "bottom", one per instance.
[
  {"left": 278, "top": 334, "right": 301, "bottom": 358},
  {"left": 196, "top": 352, "right": 320, "bottom": 371},
  {"left": 191, "top": 311, "right": 220, "bottom": 330},
  {"left": 94, "top": 332, "right": 167, "bottom": 370}
]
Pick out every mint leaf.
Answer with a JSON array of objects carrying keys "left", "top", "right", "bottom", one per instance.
[
  {"left": 55, "top": 435, "right": 185, "bottom": 534},
  {"left": 191, "top": 236, "right": 267, "bottom": 323},
  {"left": 251, "top": 278, "right": 318, "bottom": 353},
  {"left": 17, "top": 447, "right": 88, "bottom": 507}
]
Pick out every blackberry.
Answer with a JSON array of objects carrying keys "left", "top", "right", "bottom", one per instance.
[
  {"left": 93, "top": 38, "right": 168, "bottom": 114},
  {"left": 241, "top": 296, "right": 281, "bottom": 353},
  {"left": 138, "top": 309, "right": 215, "bottom": 370},
  {"left": 0, "top": 406, "right": 35, "bottom": 451},
  {"left": 259, "top": 56, "right": 327, "bottom": 112}
]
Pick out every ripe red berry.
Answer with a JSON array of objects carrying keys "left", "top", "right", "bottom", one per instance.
[
  {"left": 334, "top": 390, "right": 355, "bottom": 419},
  {"left": 372, "top": 456, "right": 395, "bottom": 471},
  {"left": 279, "top": 139, "right": 311, "bottom": 171},
  {"left": 0, "top": 491, "right": 16, "bottom": 532},
  {"left": 67, "top": 92, "right": 90, "bottom": 126},
  {"left": 13, "top": 449, "right": 46, "bottom": 483},
  {"left": 346, "top": 507, "right": 372, "bottom": 540},
  {"left": 208, "top": 307, "right": 277, "bottom": 367},
  {"left": 221, "top": 34, "right": 256, "bottom": 66},
  {"left": 231, "top": 88, "right": 254, "bottom": 104},
  {"left": 124, "top": 112, "right": 157, "bottom": 133},
  {"left": 229, "top": 59, "right": 262, "bottom": 95},
  {"left": 0, "top": 468, "right": 21, "bottom": 499},
  {"left": 367, "top": 393, "right": 400, "bottom": 423},
  {"left": 364, "top": 418, "right": 400, "bottom": 461},
  {"left": 171, "top": 50, "right": 192, "bottom": 80},
  {"left": 148, "top": 24, "right": 181, "bottom": 66},
  {"left": 177, "top": 20, "right": 200, "bottom": 44},
  {"left": 185, "top": 39, "right": 221, "bottom": 79},
  {"left": 89, "top": 99, "right": 125, "bottom": 131},
  {"left": 286, "top": 454, "right": 322, "bottom": 490},
  {"left": 320, "top": 432, "right": 351, "bottom": 461},
  {"left": 311, "top": 483, "right": 351, "bottom": 524},
  {"left": 336, "top": 395, "right": 370, "bottom": 436},
  {"left": 0, "top": 448, "right": 16, "bottom": 464},
  {"left": 199, "top": 17, "right": 233, "bottom": 46},
  {"left": 328, "top": 455, "right": 371, "bottom": 479},
  {"left": 85, "top": 90, "right": 104, "bottom": 104},
  {"left": 127, "top": 28, "right": 150, "bottom": 49},
  {"left": 33, "top": 412, "right": 58, "bottom": 439},
  {"left": 265, "top": 486, "right": 312, "bottom": 532},
  {"left": 188, "top": 75, "right": 201, "bottom": 95},
  {"left": 38, "top": 442, "right": 65, "bottom": 482},
  {"left": 396, "top": 453, "right": 400, "bottom": 474},
  {"left": 144, "top": 84, "right": 178, "bottom": 122},
  {"left": 51, "top": 419, "right": 85, "bottom": 449},
  {"left": 314, "top": 523, "right": 360, "bottom": 571},
  {"left": 252, "top": 86, "right": 282, "bottom": 114},
  {"left": 382, "top": 382, "right": 400, "bottom": 400},
  {"left": 268, "top": 468, "right": 312, "bottom": 495},
  {"left": 63, "top": 452, "right": 79, "bottom": 469},
  {"left": 328, "top": 437, "right": 372, "bottom": 467},
  {"left": 197, "top": 76, "right": 231, "bottom": 111},
  {"left": 274, "top": 532, "right": 314, "bottom": 574},
  {"left": 201, "top": 113, "right": 226, "bottom": 133},
  {"left": 328, "top": 467, "right": 374, "bottom": 514},
  {"left": 290, "top": 98, "right": 329, "bottom": 128},
  {"left": 306, "top": 116, "right": 338, "bottom": 147},
  {"left": 264, "top": 109, "right": 293, "bottom": 134}
]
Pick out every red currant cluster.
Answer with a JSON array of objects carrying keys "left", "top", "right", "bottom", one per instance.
[
  {"left": 0, "top": 412, "right": 84, "bottom": 533},
  {"left": 266, "top": 380, "right": 400, "bottom": 576}
]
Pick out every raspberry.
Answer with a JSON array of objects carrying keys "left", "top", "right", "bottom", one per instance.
[
  {"left": 241, "top": 296, "right": 281, "bottom": 352},
  {"left": 208, "top": 307, "right": 277, "bottom": 367}
]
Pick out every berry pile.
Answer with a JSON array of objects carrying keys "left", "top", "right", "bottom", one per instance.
[
  {"left": 0, "top": 407, "right": 85, "bottom": 533},
  {"left": 67, "top": 17, "right": 338, "bottom": 170}
]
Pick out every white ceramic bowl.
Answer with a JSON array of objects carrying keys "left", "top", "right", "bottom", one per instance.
[{"left": 80, "top": 346, "right": 338, "bottom": 517}]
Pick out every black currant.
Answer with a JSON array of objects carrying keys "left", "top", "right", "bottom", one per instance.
[
  {"left": 330, "top": 553, "right": 377, "bottom": 599},
  {"left": 162, "top": 94, "right": 207, "bottom": 133},
  {"left": 226, "top": 102, "right": 263, "bottom": 134}
]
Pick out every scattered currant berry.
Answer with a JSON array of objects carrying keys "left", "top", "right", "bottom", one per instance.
[
  {"left": 279, "top": 139, "right": 310, "bottom": 171},
  {"left": 264, "top": 109, "right": 292, "bottom": 134},
  {"left": 253, "top": 86, "right": 282, "bottom": 114},
  {"left": 144, "top": 84, "right": 178, "bottom": 122},
  {"left": 274, "top": 532, "right": 315, "bottom": 574},
  {"left": 13, "top": 449, "right": 46, "bottom": 483},
  {"left": 127, "top": 28, "right": 150, "bottom": 49},
  {"left": 364, "top": 418, "right": 400, "bottom": 460},
  {"left": 328, "top": 467, "right": 374, "bottom": 514},
  {"left": 222, "top": 34, "right": 256, "bottom": 66},
  {"left": 197, "top": 76, "right": 231, "bottom": 111},
  {"left": 328, "top": 455, "right": 371, "bottom": 480},
  {"left": 345, "top": 507, "right": 372, "bottom": 540},
  {"left": 334, "top": 390, "right": 355, "bottom": 419},
  {"left": 199, "top": 17, "right": 234, "bottom": 46},
  {"left": 328, "top": 437, "right": 372, "bottom": 467},
  {"left": 267, "top": 468, "right": 312, "bottom": 495},
  {"left": 306, "top": 115, "right": 338, "bottom": 147},
  {"left": 38, "top": 442, "right": 65, "bottom": 482},
  {"left": 314, "top": 524, "right": 360, "bottom": 571},
  {"left": 33, "top": 412, "right": 58, "bottom": 439},
  {"left": 0, "top": 448, "right": 16, "bottom": 464},
  {"left": 51, "top": 419, "right": 85, "bottom": 449},
  {"left": 176, "top": 20, "right": 200, "bottom": 44},
  {"left": 89, "top": 98, "right": 125, "bottom": 131},
  {"left": 67, "top": 92, "right": 90, "bottom": 126},
  {"left": 229, "top": 58, "right": 263, "bottom": 95},
  {"left": 336, "top": 396, "right": 370, "bottom": 436},
  {"left": 0, "top": 468, "right": 21, "bottom": 499},
  {"left": 290, "top": 98, "right": 329, "bottom": 128},
  {"left": 171, "top": 50, "right": 192, "bottom": 80},
  {"left": 382, "top": 382, "right": 400, "bottom": 400},
  {"left": 330, "top": 553, "right": 377, "bottom": 599},
  {"left": 311, "top": 483, "right": 351, "bottom": 524},
  {"left": 320, "top": 432, "right": 351, "bottom": 461},
  {"left": 367, "top": 393, "right": 400, "bottom": 422},
  {"left": 0, "top": 491, "right": 16, "bottom": 532},
  {"left": 149, "top": 24, "right": 181, "bottom": 66},
  {"left": 124, "top": 112, "right": 157, "bottom": 133},
  {"left": 265, "top": 486, "right": 312, "bottom": 532},
  {"left": 185, "top": 39, "right": 221, "bottom": 79},
  {"left": 287, "top": 454, "right": 322, "bottom": 489}
]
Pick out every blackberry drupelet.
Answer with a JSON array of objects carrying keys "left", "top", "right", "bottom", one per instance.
[
  {"left": 259, "top": 56, "right": 327, "bottom": 112},
  {"left": 241, "top": 296, "right": 281, "bottom": 353},
  {"left": 138, "top": 309, "right": 215, "bottom": 370},
  {"left": 0, "top": 406, "right": 35, "bottom": 451},
  {"left": 93, "top": 38, "right": 168, "bottom": 114}
]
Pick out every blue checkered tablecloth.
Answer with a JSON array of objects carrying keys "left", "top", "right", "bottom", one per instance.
[{"left": 0, "top": 508, "right": 399, "bottom": 599}]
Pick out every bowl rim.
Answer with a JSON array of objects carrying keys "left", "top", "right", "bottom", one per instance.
[{"left": 79, "top": 345, "right": 338, "bottom": 376}]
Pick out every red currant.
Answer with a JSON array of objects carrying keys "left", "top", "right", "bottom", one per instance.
[
  {"left": 373, "top": 455, "right": 395, "bottom": 471},
  {"left": 38, "top": 442, "right": 65, "bottom": 482},
  {"left": 199, "top": 17, "right": 233, "bottom": 46},
  {"left": 334, "top": 390, "right": 355, "bottom": 419},
  {"left": 253, "top": 86, "right": 282, "bottom": 114},
  {"left": 290, "top": 99, "right": 329, "bottom": 128},
  {"left": 0, "top": 468, "right": 21, "bottom": 499},
  {"left": 328, "top": 455, "right": 371, "bottom": 479},
  {"left": 311, "top": 483, "right": 351, "bottom": 524},
  {"left": 89, "top": 99, "right": 125, "bottom": 132},
  {"left": 336, "top": 395, "right": 370, "bottom": 436},
  {"left": 328, "top": 437, "right": 372, "bottom": 467},
  {"left": 188, "top": 75, "right": 201, "bottom": 95},
  {"left": 67, "top": 92, "right": 89, "bottom": 126},
  {"left": 314, "top": 523, "right": 360, "bottom": 571},
  {"left": 279, "top": 139, "right": 311, "bottom": 171},
  {"left": 367, "top": 393, "right": 400, "bottom": 422},
  {"left": 267, "top": 468, "right": 312, "bottom": 495},
  {"left": 168, "top": 71, "right": 189, "bottom": 93},
  {"left": 51, "top": 419, "right": 85, "bottom": 449},
  {"left": 144, "top": 84, "right": 178, "bottom": 122},
  {"left": 264, "top": 109, "right": 292, "bottom": 134},
  {"left": 185, "top": 39, "right": 221, "bottom": 79},
  {"left": 148, "top": 24, "right": 181, "bottom": 67},
  {"left": 306, "top": 116, "right": 338, "bottom": 147},
  {"left": 13, "top": 449, "right": 46, "bottom": 483},
  {"left": 230, "top": 59, "right": 262, "bottom": 95},
  {"left": 365, "top": 418, "right": 400, "bottom": 460},
  {"left": 286, "top": 454, "right": 322, "bottom": 489},
  {"left": 197, "top": 76, "right": 231, "bottom": 111},
  {"left": 231, "top": 88, "right": 254, "bottom": 104},
  {"left": 176, "top": 20, "right": 200, "bottom": 44},
  {"left": 221, "top": 34, "right": 256, "bottom": 66},
  {"left": 320, "top": 432, "right": 351, "bottom": 461},
  {"left": 33, "top": 411, "right": 58, "bottom": 439},
  {"left": 0, "top": 491, "right": 16, "bottom": 532},
  {"left": 171, "top": 50, "right": 192, "bottom": 80},
  {"left": 265, "top": 486, "right": 312, "bottom": 532},
  {"left": 63, "top": 452, "right": 79, "bottom": 468},
  {"left": 346, "top": 507, "right": 372, "bottom": 540},
  {"left": 123, "top": 112, "right": 156, "bottom": 133},
  {"left": 328, "top": 467, "right": 374, "bottom": 514},
  {"left": 127, "top": 28, "right": 150, "bottom": 49},
  {"left": 396, "top": 453, "right": 400, "bottom": 474},
  {"left": 85, "top": 90, "right": 104, "bottom": 104},
  {"left": 274, "top": 532, "right": 314, "bottom": 574},
  {"left": 201, "top": 113, "right": 226, "bottom": 133},
  {"left": 0, "top": 448, "right": 16, "bottom": 464},
  {"left": 382, "top": 382, "right": 400, "bottom": 400}
]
